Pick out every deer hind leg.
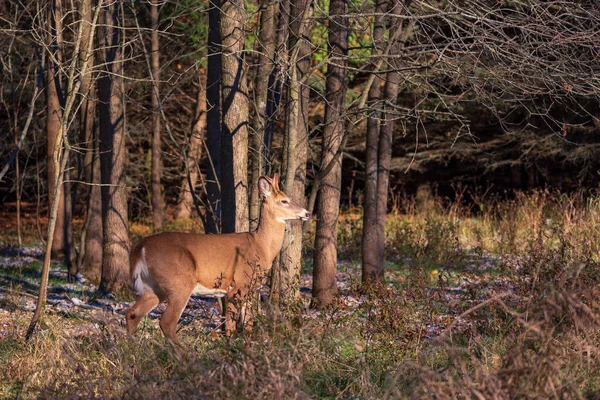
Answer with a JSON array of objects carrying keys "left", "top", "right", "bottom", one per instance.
[
  {"left": 126, "top": 291, "right": 160, "bottom": 335},
  {"left": 159, "top": 291, "right": 192, "bottom": 361}
]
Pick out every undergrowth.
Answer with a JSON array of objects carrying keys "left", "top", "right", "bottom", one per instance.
[{"left": 1, "top": 189, "right": 600, "bottom": 398}]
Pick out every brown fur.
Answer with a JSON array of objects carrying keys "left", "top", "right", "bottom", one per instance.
[{"left": 125, "top": 174, "right": 310, "bottom": 360}]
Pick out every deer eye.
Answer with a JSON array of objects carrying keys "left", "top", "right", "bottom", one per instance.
[{"left": 281, "top": 199, "right": 289, "bottom": 205}]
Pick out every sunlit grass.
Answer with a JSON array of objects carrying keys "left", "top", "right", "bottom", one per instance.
[{"left": 1, "top": 189, "right": 600, "bottom": 398}]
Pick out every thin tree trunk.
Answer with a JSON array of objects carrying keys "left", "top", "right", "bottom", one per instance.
[
  {"left": 46, "top": 0, "right": 76, "bottom": 275},
  {"left": 263, "top": 0, "right": 290, "bottom": 176},
  {"left": 63, "top": 166, "right": 76, "bottom": 278},
  {"left": 375, "top": 1, "right": 404, "bottom": 271},
  {"left": 312, "top": 0, "right": 348, "bottom": 308},
  {"left": 268, "top": 0, "right": 291, "bottom": 306},
  {"left": 98, "top": 2, "right": 129, "bottom": 294},
  {"left": 151, "top": 2, "right": 164, "bottom": 231},
  {"left": 46, "top": 0, "right": 65, "bottom": 255},
  {"left": 174, "top": 71, "right": 206, "bottom": 221},
  {"left": 249, "top": 0, "right": 277, "bottom": 231},
  {"left": 77, "top": 0, "right": 102, "bottom": 280},
  {"left": 79, "top": 131, "right": 102, "bottom": 281},
  {"left": 79, "top": 0, "right": 95, "bottom": 187},
  {"left": 206, "top": 0, "right": 222, "bottom": 233},
  {"left": 28, "top": 0, "right": 100, "bottom": 339},
  {"left": 220, "top": 0, "right": 249, "bottom": 233},
  {"left": 278, "top": 0, "right": 312, "bottom": 303},
  {"left": 27, "top": 125, "right": 70, "bottom": 341},
  {"left": 361, "top": 0, "right": 388, "bottom": 285},
  {"left": 16, "top": 144, "right": 22, "bottom": 247}
]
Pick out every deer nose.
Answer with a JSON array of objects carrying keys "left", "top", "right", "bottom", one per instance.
[{"left": 303, "top": 211, "right": 311, "bottom": 219}]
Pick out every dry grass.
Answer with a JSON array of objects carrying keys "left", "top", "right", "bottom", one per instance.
[{"left": 1, "top": 189, "right": 600, "bottom": 399}]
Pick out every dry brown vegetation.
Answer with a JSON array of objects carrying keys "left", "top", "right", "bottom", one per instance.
[{"left": 1, "top": 190, "right": 600, "bottom": 399}]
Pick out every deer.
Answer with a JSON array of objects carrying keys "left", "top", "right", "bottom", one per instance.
[{"left": 125, "top": 174, "right": 310, "bottom": 359}]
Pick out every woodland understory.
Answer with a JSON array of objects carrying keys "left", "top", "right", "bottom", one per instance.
[
  {"left": 1, "top": 190, "right": 600, "bottom": 399},
  {"left": 1, "top": 0, "right": 600, "bottom": 398}
]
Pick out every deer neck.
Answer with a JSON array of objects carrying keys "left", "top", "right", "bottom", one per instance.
[{"left": 252, "top": 206, "right": 286, "bottom": 268}]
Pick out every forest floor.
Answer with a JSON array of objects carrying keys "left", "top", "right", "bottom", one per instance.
[{"left": 1, "top": 190, "right": 600, "bottom": 399}]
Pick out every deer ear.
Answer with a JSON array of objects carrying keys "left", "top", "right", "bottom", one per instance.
[
  {"left": 272, "top": 173, "right": 280, "bottom": 191},
  {"left": 258, "top": 176, "right": 273, "bottom": 198}
]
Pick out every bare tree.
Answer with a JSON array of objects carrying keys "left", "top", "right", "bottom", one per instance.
[
  {"left": 174, "top": 71, "right": 207, "bottom": 221},
  {"left": 361, "top": 0, "right": 387, "bottom": 285},
  {"left": 28, "top": 0, "right": 100, "bottom": 339},
  {"left": 374, "top": 1, "right": 405, "bottom": 277},
  {"left": 312, "top": 0, "right": 349, "bottom": 308},
  {"left": 220, "top": 0, "right": 249, "bottom": 233},
  {"left": 98, "top": 1, "right": 129, "bottom": 293},
  {"left": 150, "top": 1, "right": 164, "bottom": 231},
  {"left": 45, "top": 0, "right": 76, "bottom": 275},
  {"left": 263, "top": 0, "right": 290, "bottom": 173},
  {"left": 205, "top": 0, "right": 222, "bottom": 233},
  {"left": 361, "top": 0, "right": 410, "bottom": 284},
  {"left": 249, "top": 0, "right": 278, "bottom": 231},
  {"left": 276, "top": 0, "right": 313, "bottom": 303},
  {"left": 78, "top": 0, "right": 102, "bottom": 281}
]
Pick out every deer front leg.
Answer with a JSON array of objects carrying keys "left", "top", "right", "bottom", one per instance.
[
  {"left": 225, "top": 287, "right": 251, "bottom": 335},
  {"left": 126, "top": 291, "right": 160, "bottom": 335}
]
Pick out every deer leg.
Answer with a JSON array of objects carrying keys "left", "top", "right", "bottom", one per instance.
[
  {"left": 225, "top": 288, "right": 251, "bottom": 335},
  {"left": 218, "top": 296, "right": 226, "bottom": 317},
  {"left": 159, "top": 291, "right": 191, "bottom": 361},
  {"left": 225, "top": 295, "right": 237, "bottom": 336},
  {"left": 126, "top": 291, "right": 160, "bottom": 335}
]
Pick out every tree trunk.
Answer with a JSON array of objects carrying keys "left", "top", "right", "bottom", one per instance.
[
  {"left": 312, "top": 0, "right": 348, "bottom": 308},
  {"left": 361, "top": 0, "right": 388, "bottom": 285},
  {"left": 29, "top": 0, "right": 98, "bottom": 340},
  {"left": 375, "top": 0, "right": 405, "bottom": 271},
  {"left": 79, "top": 139, "right": 102, "bottom": 282},
  {"left": 249, "top": 0, "right": 278, "bottom": 231},
  {"left": 150, "top": 2, "right": 164, "bottom": 231},
  {"left": 263, "top": 0, "right": 290, "bottom": 175},
  {"left": 174, "top": 71, "right": 206, "bottom": 221},
  {"left": 46, "top": 0, "right": 75, "bottom": 269},
  {"left": 46, "top": 57, "right": 64, "bottom": 254},
  {"left": 77, "top": 0, "right": 102, "bottom": 281},
  {"left": 206, "top": 0, "right": 222, "bottom": 233},
  {"left": 98, "top": 2, "right": 129, "bottom": 294},
  {"left": 220, "top": 0, "right": 249, "bottom": 233},
  {"left": 16, "top": 142, "right": 22, "bottom": 247},
  {"left": 277, "top": 0, "right": 312, "bottom": 303},
  {"left": 267, "top": 0, "right": 291, "bottom": 306}
]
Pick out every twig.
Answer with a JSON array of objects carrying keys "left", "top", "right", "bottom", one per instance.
[{"left": 0, "top": 55, "right": 44, "bottom": 183}]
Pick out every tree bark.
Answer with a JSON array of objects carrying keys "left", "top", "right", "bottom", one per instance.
[
  {"left": 150, "top": 2, "right": 164, "bottom": 231},
  {"left": 263, "top": 0, "right": 290, "bottom": 175},
  {"left": 174, "top": 71, "right": 206, "bottom": 221},
  {"left": 98, "top": 2, "right": 129, "bottom": 294},
  {"left": 267, "top": 0, "right": 291, "bottom": 306},
  {"left": 77, "top": 0, "right": 102, "bottom": 280},
  {"left": 312, "top": 0, "right": 348, "bottom": 308},
  {"left": 249, "top": 0, "right": 278, "bottom": 231},
  {"left": 29, "top": 0, "right": 99, "bottom": 340},
  {"left": 375, "top": 0, "right": 406, "bottom": 271},
  {"left": 361, "top": 0, "right": 388, "bottom": 285},
  {"left": 277, "top": 0, "right": 312, "bottom": 303},
  {"left": 206, "top": 0, "right": 222, "bottom": 233},
  {"left": 46, "top": 0, "right": 75, "bottom": 270},
  {"left": 79, "top": 140, "right": 102, "bottom": 282},
  {"left": 220, "top": 0, "right": 249, "bottom": 233}
]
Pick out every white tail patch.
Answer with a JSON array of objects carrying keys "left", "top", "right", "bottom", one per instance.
[{"left": 131, "top": 247, "right": 150, "bottom": 296}]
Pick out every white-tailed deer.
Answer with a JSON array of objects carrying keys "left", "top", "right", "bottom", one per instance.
[{"left": 126, "top": 174, "right": 310, "bottom": 358}]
